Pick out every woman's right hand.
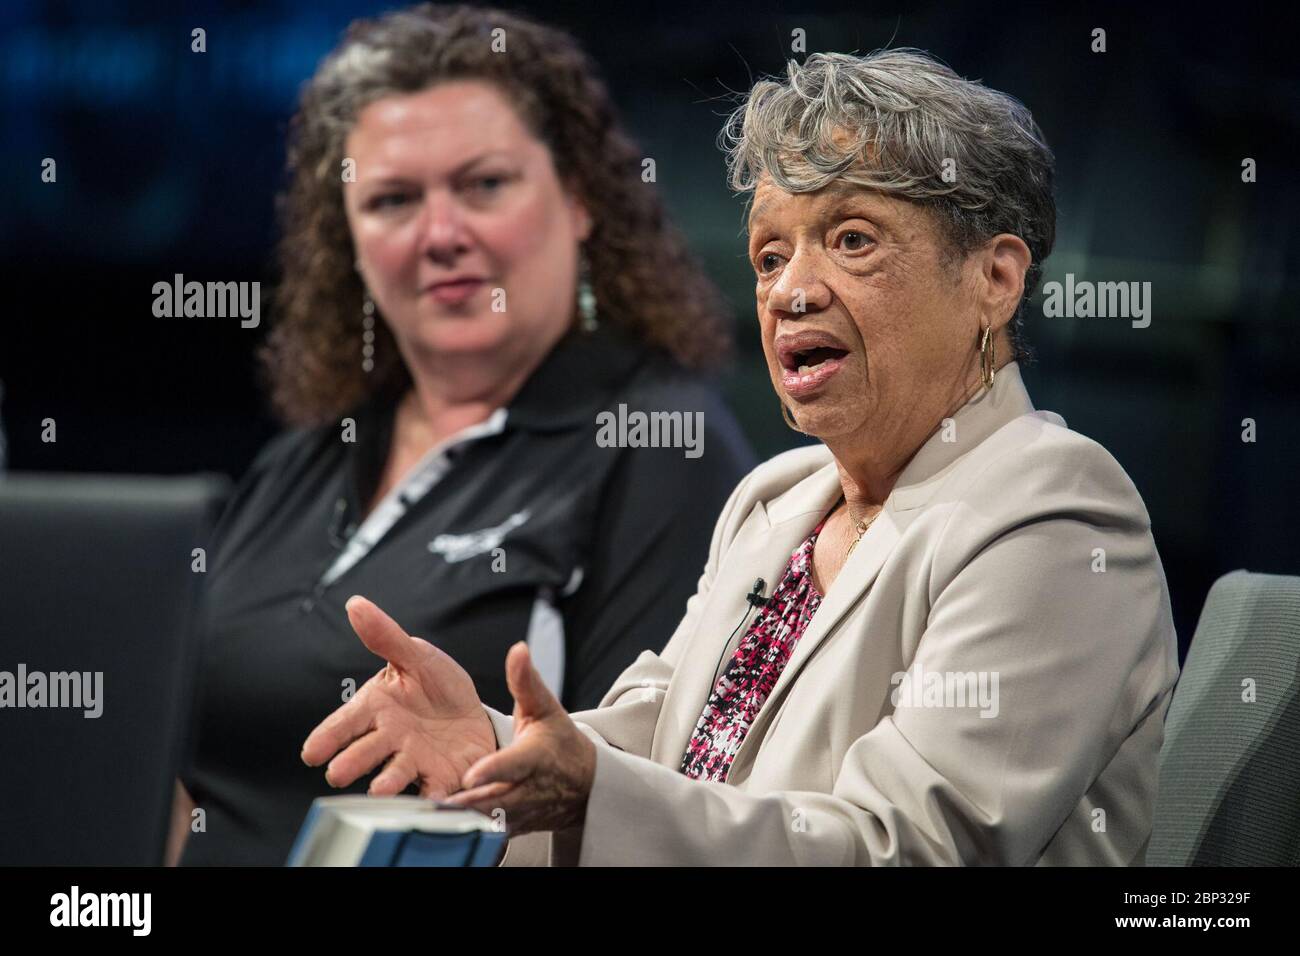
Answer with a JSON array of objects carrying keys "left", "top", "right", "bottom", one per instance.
[{"left": 301, "top": 596, "right": 497, "bottom": 798}]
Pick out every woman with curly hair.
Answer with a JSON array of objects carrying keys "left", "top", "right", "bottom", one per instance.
[{"left": 173, "top": 3, "right": 753, "bottom": 866}]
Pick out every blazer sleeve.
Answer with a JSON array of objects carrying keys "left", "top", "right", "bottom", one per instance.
[{"left": 561, "top": 435, "right": 1177, "bottom": 865}]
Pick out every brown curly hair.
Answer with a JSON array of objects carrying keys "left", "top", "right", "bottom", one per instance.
[{"left": 263, "top": 2, "right": 733, "bottom": 426}]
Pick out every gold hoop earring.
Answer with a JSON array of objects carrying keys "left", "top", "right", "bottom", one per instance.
[
  {"left": 979, "top": 323, "right": 996, "bottom": 390},
  {"left": 781, "top": 402, "right": 803, "bottom": 433}
]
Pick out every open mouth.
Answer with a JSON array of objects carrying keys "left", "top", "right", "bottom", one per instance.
[
  {"left": 776, "top": 339, "right": 851, "bottom": 399},
  {"left": 782, "top": 345, "right": 849, "bottom": 374}
]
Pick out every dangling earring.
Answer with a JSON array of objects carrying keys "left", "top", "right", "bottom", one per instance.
[
  {"left": 781, "top": 402, "right": 804, "bottom": 433},
  {"left": 361, "top": 292, "right": 376, "bottom": 373},
  {"left": 576, "top": 248, "right": 598, "bottom": 333},
  {"left": 979, "top": 322, "right": 995, "bottom": 390}
]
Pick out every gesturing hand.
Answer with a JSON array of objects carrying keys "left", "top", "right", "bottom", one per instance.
[
  {"left": 444, "top": 641, "right": 596, "bottom": 836},
  {"left": 300, "top": 596, "right": 497, "bottom": 799}
]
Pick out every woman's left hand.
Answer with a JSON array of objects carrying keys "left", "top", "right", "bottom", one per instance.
[{"left": 444, "top": 642, "right": 596, "bottom": 835}]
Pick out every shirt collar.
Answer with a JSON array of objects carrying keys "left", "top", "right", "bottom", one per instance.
[
  {"left": 347, "top": 396, "right": 396, "bottom": 522},
  {"left": 504, "top": 324, "right": 652, "bottom": 432},
  {"left": 342, "top": 325, "right": 652, "bottom": 514}
]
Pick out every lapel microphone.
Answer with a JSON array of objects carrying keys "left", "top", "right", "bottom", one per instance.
[{"left": 707, "top": 578, "right": 773, "bottom": 694}]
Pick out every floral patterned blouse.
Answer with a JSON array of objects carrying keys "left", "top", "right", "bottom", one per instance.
[{"left": 680, "top": 517, "right": 827, "bottom": 782}]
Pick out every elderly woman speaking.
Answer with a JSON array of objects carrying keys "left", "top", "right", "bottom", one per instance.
[{"left": 302, "top": 49, "right": 1180, "bottom": 866}]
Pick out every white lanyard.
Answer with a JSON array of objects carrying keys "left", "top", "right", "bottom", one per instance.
[{"left": 316, "top": 408, "right": 508, "bottom": 588}]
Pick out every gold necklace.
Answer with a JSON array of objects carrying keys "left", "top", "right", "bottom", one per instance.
[{"left": 844, "top": 506, "right": 880, "bottom": 558}]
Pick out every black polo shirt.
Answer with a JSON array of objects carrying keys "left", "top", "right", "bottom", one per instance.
[{"left": 178, "top": 326, "right": 755, "bottom": 865}]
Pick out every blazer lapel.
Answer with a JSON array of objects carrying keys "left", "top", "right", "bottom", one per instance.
[
  {"left": 728, "top": 362, "right": 1041, "bottom": 779},
  {"left": 728, "top": 505, "right": 900, "bottom": 779},
  {"left": 654, "top": 362, "right": 1044, "bottom": 777},
  {"left": 650, "top": 467, "right": 841, "bottom": 767}
]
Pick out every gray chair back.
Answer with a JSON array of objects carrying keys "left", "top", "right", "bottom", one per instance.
[{"left": 1148, "top": 570, "right": 1300, "bottom": 865}]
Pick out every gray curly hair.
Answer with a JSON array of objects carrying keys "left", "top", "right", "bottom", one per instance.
[{"left": 722, "top": 48, "right": 1056, "bottom": 363}]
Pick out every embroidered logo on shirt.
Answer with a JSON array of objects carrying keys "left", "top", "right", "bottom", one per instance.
[{"left": 427, "top": 510, "right": 531, "bottom": 563}]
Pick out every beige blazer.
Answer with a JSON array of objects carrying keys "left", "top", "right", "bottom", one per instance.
[{"left": 486, "top": 361, "right": 1180, "bottom": 865}]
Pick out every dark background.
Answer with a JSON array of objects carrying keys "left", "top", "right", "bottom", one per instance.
[{"left": 2, "top": 1, "right": 1297, "bottom": 660}]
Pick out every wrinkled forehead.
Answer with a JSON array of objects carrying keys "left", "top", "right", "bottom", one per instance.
[{"left": 746, "top": 177, "right": 874, "bottom": 232}]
